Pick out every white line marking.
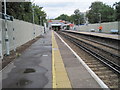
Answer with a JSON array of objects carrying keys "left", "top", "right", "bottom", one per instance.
[
  {"left": 42, "top": 55, "right": 48, "bottom": 56},
  {"left": 55, "top": 31, "right": 109, "bottom": 89}
]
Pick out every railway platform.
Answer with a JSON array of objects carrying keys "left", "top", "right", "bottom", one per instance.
[
  {"left": 64, "top": 30, "right": 119, "bottom": 40},
  {"left": 1, "top": 30, "right": 109, "bottom": 89}
]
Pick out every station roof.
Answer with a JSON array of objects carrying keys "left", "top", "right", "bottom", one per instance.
[
  {"left": 51, "top": 24, "right": 62, "bottom": 26},
  {"left": 48, "top": 20, "right": 65, "bottom": 23}
]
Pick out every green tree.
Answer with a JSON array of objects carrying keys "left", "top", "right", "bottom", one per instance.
[
  {"left": 2, "top": 2, "right": 47, "bottom": 25},
  {"left": 114, "top": 1, "right": 120, "bottom": 21},
  {"left": 71, "top": 9, "right": 84, "bottom": 25},
  {"left": 86, "top": 1, "right": 115, "bottom": 23},
  {"left": 55, "top": 14, "right": 70, "bottom": 21},
  {"left": 55, "top": 9, "right": 84, "bottom": 25},
  {"left": 33, "top": 5, "right": 46, "bottom": 25},
  {"left": 69, "top": 14, "right": 76, "bottom": 23}
]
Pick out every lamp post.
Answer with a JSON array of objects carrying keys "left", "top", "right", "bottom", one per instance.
[
  {"left": 78, "top": 18, "right": 80, "bottom": 26},
  {"left": 94, "top": 13, "right": 101, "bottom": 24},
  {"left": 0, "top": 27, "right": 3, "bottom": 59},
  {"left": 40, "top": 16, "right": 42, "bottom": 25},
  {"left": 75, "top": 19, "right": 77, "bottom": 25},
  {"left": 94, "top": 13, "right": 102, "bottom": 25},
  {"left": 98, "top": 13, "right": 101, "bottom": 25},
  {"left": 4, "top": 0, "right": 6, "bottom": 15},
  {"left": 43, "top": 18, "right": 46, "bottom": 33},
  {"left": 94, "top": 13, "right": 102, "bottom": 32},
  {"left": 4, "top": 0, "right": 10, "bottom": 55},
  {"left": 31, "top": 0, "right": 35, "bottom": 39}
]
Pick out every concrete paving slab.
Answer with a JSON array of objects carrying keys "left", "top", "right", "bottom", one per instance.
[
  {"left": 55, "top": 33, "right": 101, "bottom": 88},
  {"left": 63, "top": 58, "right": 80, "bottom": 67},
  {"left": 2, "top": 30, "right": 52, "bottom": 88}
]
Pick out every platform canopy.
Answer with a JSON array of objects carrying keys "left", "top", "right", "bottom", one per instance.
[{"left": 51, "top": 24, "right": 62, "bottom": 26}]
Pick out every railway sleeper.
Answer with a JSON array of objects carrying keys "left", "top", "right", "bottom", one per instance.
[
  {"left": 86, "top": 62, "right": 100, "bottom": 65},
  {"left": 95, "top": 71, "right": 113, "bottom": 75},
  {"left": 90, "top": 67, "right": 108, "bottom": 71},
  {"left": 63, "top": 32, "right": 119, "bottom": 59},
  {"left": 98, "top": 75, "right": 118, "bottom": 80},
  {"left": 62, "top": 31, "right": 119, "bottom": 51},
  {"left": 88, "top": 64, "right": 103, "bottom": 67}
]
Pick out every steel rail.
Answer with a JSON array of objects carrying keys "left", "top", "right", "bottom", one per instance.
[
  {"left": 67, "top": 32, "right": 119, "bottom": 51},
  {"left": 62, "top": 32, "right": 120, "bottom": 59},
  {"left": 58, "top": 32, "right": 120, "bottom": 74},
  {"left": 63, "top": 31, "right": 119, "bottom": 50}
]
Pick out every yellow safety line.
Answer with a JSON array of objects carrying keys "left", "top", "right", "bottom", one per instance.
[
  {"left": 52, "top": 31, "right": 72, "bottom": 88},
  {"left": 52, "top": 31, "right": 57, "bottom": 88}
]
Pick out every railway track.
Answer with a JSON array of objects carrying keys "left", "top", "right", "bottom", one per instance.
[
  {"left": 63, "top": 31, "right": 119, "bottom": 50},
  {"left": 57, "top": 31, "right": 119, "bottom": 88}
]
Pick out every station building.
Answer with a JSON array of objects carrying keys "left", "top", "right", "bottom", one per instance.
[
  {"left": 48, "top": 20, "right": 65, "bottom": 31},
  {"left": 48, "top": 20, "right": 74, "bottom": 31}
]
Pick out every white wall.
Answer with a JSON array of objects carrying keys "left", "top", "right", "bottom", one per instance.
[
  {"left": 75, "top": 22, "right": 119, "bottom": 33},
  {"left": 0, "top": 18, "right": 44, "bottom": 55}
]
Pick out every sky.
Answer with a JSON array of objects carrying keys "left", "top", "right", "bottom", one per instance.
[{"left": 32, "top": 0, "right": 119, "bottom": 19}]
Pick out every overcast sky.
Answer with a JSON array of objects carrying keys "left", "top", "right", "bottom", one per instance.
[{"left": 33, "top": 0, "right": 119, "bottom": 19}]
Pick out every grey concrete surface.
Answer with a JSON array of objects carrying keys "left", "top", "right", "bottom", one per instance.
[
  {"left": 2, "top": 30, "right": 52, "bottom": 88},
  {"left": 55, "top": 34, "right": 101, "bottom": 88}
]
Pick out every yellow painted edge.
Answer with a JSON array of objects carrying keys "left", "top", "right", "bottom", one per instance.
[
  {"left": 52, "top": 31, "right": 72, "bottom": 88},
  {"left": 52, "top": 31, "right": 57, "bottom": 88}
]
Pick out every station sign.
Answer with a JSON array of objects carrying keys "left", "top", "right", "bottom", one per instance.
[{"left": 0, "top": 13, "right": 13, "bottom": 21}]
